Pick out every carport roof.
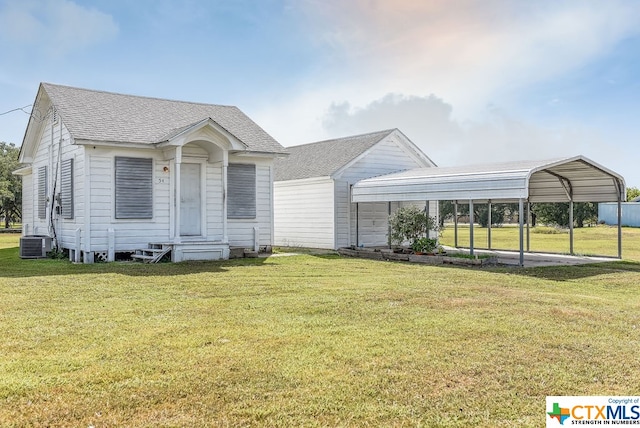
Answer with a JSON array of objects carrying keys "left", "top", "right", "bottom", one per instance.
[{"left": 352, "top": 155, "right": 625, "bottom": 203}]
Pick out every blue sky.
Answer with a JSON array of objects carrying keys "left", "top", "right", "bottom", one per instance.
[{"left": 1, "top": 0, "right": 639, "bottom": 187}]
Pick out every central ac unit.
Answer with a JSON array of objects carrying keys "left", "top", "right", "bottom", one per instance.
[{"left": 19, "top": 236, "right": 53, "bottom": 259}]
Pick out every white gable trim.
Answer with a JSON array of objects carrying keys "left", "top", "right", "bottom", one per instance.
[
  {"left": 19, "top": 85, "right": 51, "bottom": 164},
  {"left": 391, "top": 129, "right": 438, "bottom": 168},
  {"left": 331, "top": 129, "right": 435, "bottom": 180},
  {"left": 157, "top": 118, "right": 247, "bottom": 151}
]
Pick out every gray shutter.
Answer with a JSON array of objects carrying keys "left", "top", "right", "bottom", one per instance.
[
  {"left": 228, "top": 163, "right": 256, "bottom": 219},
  {"left": 115, "top": 157, "right": 153, "bottom": 219},
  {"left": 38, "top": 166, "right": 47, "bottom": 219},
  {"left": 61, "top": 158, "right": 74, "bottom": 219}
]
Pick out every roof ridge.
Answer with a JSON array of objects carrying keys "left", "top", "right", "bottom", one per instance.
[
  {"left": 31, "top": 82, "right": 286, "bottom": 154},
  {"left": 288, "top": 128, "right": 396, "bottom": 149},
  {"left": 41, "top": 82, "right": 237, "bottom": 109}
]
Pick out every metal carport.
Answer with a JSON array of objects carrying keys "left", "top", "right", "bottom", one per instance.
[{"left": 351, "top": 156, "right": 626, "bottom": 266}]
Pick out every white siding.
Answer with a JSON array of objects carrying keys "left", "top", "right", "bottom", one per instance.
[
  {"left": 56, "top": 142, "right": 84, "bottom": 250},
  {"left": 28, "top": 114, "right": 55, "bottom": 235},
  {"left": 274, "top": 177, "right": 335, "bottom": 249},
  {"left": 21, "top": 173, "right": 33, "bottom": 232},
  {"left": 334, "top": 180, "right": 351, "bottom": 248},
  {"left": 87, "top": 147, "right": 171, "bottom": 252},
  {"left": 336, "top": 136, "right": 430, "bottom": 248},
  {"left": 21, "top": 108, "right": 278, "bottom": 258},
  {"left": 350, "top": 201, "right": 434, "bottom": 247},
  {"left": 227, "top": 157, "right": 274, "bottom": 248},
  {"left": 336, "top": 135, "right": 428, "bottom": 184},
  {"left": 355, "top": 202, "right": 391, "bottom": 247},
  {"left": 23, "top": 113, "right": 87, "bottom": 249}
]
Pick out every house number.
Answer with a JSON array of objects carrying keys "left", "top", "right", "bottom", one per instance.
[{"left": 156, "top": 178, "right": 167, "bottom": 184}]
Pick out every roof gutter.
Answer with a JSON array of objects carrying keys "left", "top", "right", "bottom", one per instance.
[{"left": 74, "top": 139, "right": 153, "bottom": 149}]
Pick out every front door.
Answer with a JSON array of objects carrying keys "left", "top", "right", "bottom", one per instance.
[{"left": 180, "top": 163, "right": 201, "bottom": 236}]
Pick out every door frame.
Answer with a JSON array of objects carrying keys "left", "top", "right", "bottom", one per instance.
[{"left": 176, "top": 158, "right": 207, "bottom": 240}]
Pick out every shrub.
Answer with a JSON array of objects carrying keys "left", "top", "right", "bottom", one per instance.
[
  {"left": 410, "top": 237, "right": 439, "bottom": 253},
  {"left": 389, "top": 206, "right": 440, "bottom": 248}
]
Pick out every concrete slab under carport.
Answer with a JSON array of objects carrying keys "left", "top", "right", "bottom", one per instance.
[{"left": 443, "top": 246, "right": 615, "bottom": 267}]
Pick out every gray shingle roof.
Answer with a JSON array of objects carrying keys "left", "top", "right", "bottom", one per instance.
[
  {"left": 41, "top": 83, "right": 285, "bottom": 154},
  {"left": 274, "top": 129, "right": 395, "bottom": 181}
]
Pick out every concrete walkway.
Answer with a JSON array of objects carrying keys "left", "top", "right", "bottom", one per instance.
[{"left": 442, "top": 246, "right": 617, "bottom": 267}]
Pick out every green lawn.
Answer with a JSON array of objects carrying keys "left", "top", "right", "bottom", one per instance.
[{"left": 1, "top": 233, "right": 639, "bottom": 427}]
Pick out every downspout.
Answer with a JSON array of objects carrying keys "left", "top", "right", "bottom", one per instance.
[{"left": 49, "top": 109, "right": 64, "bottom": 249}]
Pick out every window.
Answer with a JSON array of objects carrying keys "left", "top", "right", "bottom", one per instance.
[
  {"left": 60, "top": 158, "right": 74, "bottom": 219},
  {"left": 38, "top": 166, "right": 47, "bottom": 219},
  {"left": 227, "top": 163, "right": 256, "bottom": 219},
  {"left": 115, "top": 157, "right": 153, "bottom": 219}
]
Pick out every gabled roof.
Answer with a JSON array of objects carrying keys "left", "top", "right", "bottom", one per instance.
[
  {"left": 352, "top": 156, "right": 626, "bottom": 203},
  {"left": 24, "top": 83, "right": 285, "bottom": 154},
  {"left": 274, "top": 129, "right": 434, "bottom": 181}
]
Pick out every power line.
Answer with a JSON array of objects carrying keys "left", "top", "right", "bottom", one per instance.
[{"left": 0, "top": 104, "right": 32, "bottom": 116}]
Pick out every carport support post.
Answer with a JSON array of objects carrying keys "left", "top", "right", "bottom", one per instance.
[
  {"left": 469, "top": 200, "right": 474, "bottom": 257},
  {"left": 487, "top": 200, "right": 492, "bottom": 250},
  {"left": 569, "top": 200, "right": 574, "bottom": 255},
  {"left": 519, "top": 198, "right": 525, "bottom": 267},
  {"left": 526, "top": 202, "right": 531, "bottom": 252},
  {"left": 454, "top": 201, "right": 458, "bottom": 248}
]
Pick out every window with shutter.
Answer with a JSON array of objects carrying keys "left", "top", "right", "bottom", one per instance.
[
  {"left": 38, "top": 166, "right": 47, "bottom": 219},
  {"left": 227, "top": 163, "right": 256, "bottom": 219},
  {"left": 61, "top": 158, "right": 74, "bottom": 219},
  {"left": 115, "top": 157, "right": 153, "bottom": 219}
]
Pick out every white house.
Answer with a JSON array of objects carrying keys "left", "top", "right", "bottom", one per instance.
[
  {"left": 273, "top": 129, "right": 437, "bottom": 249},
  {"left": 15, "top": 83, "right": 287, "bottom": 262}
]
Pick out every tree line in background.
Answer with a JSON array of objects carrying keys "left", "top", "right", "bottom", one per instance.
[
  {"left": 439, "top": 185, "right": 640, "bottom": 229},
  {"left": 0, "top": 142, "right": 21, "bottom": 228}
]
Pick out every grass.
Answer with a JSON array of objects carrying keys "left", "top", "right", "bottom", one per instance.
[
  {"left": 440, "top": 224, "right": 640, "bottom": 261},
  {"left": 1, "top": 233, "right": 639, "bottom": 426}
]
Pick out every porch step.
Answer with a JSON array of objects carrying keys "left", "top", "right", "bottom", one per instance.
[{"left": 132, "top": 243, "right": 173, "bottom": 263}]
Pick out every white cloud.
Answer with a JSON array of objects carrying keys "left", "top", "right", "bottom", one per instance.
[
  {"left": 255, "top": 0, "right": 639, "bottom": 184},
  {"left": 319, "top": 93, "right": 583, "bottom": 166},
  {"left": 287, "top": 0, "right": 640, "bottom": 115},
  {"left": 0, "top": 0, "right": 118, "bottom": 57}
]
